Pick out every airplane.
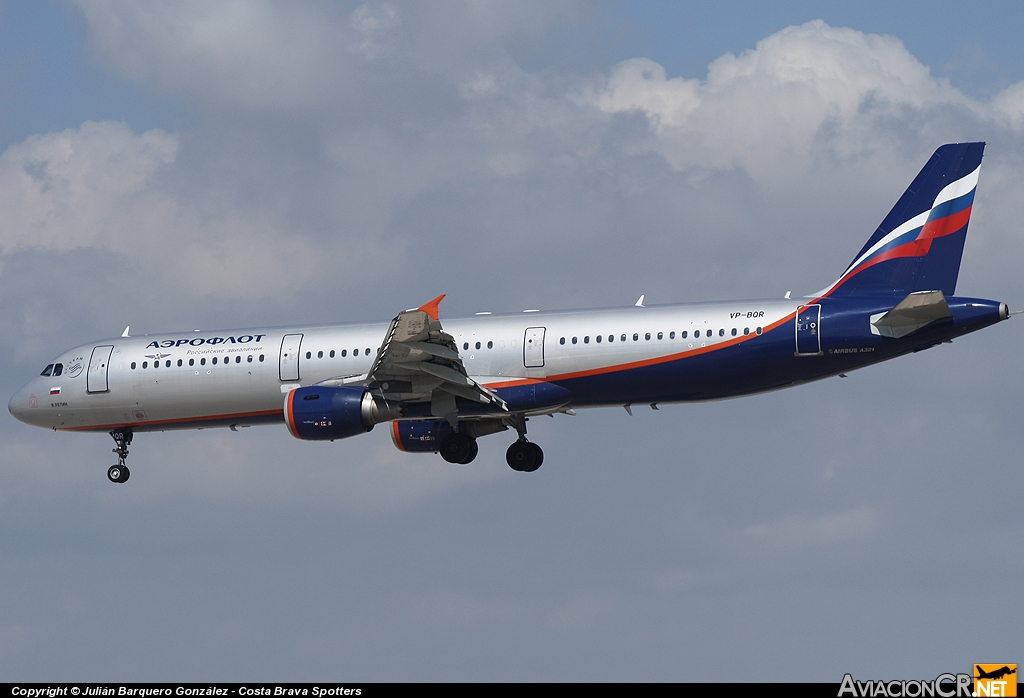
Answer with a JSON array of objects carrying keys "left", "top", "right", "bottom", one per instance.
[{"left": 8, "top": 142, "right": 1010, "bottom": 483}]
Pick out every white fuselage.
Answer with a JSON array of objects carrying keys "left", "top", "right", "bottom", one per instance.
[{"left": 9, "top": 300, "right": 795, "bottom": 432}]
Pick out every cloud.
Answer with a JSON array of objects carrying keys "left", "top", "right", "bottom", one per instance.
[
  {"left": 73, "top": 0, "right": 585, "bottom": 115},
  {"left": 0, "top": 121, "right": 178, "bottom": 254}
]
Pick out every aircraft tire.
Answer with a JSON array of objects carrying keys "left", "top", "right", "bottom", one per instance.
[
  {"left": 524, "top": 443, "right": 543, "bottom": 472},
  {"left": 506, "top": 441, "right": 536, "bottom": 472},
  {"left": 107, "top": 464, "right": 130, "bottom": 483},
  {"left": 440, "top": 433, "right": 474, "bottom": 464},
  {"left": 459, "top": 439, "right": 479, "bottom": 465}
]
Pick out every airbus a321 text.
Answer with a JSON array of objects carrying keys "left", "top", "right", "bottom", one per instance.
[{"left": 9, "top": 143, "right": 1009, "bottom": 483}]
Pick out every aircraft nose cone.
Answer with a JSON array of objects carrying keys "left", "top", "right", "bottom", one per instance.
[{"left": 8, "top": 388, "right": 28, "bottom": 423}]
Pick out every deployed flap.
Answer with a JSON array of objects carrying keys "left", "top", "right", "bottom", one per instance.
[
  {"left": 870, "top": 290, "right": 952, "bottom": 339},
  {"left": 361, "top": 295, "right": 508, "bottom": 416}
]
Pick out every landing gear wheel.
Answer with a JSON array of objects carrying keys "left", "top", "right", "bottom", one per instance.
[
  {"left": 525, "top": 443, "right": 544, "bottom": 472},
  {"left": 440, "top": 432, "right": 475, "bottom": 464},
  {"left": 459, "top": 439, "right": 479, "bottom": 465},
  {"left": 107, "top": 464, "right": 130, "bottom": 483},
  {"left": 506, "top": 440, "right": 540, "bottom": 472}
]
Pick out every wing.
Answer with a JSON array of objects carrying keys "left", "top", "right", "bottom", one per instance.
[{"left": 357, "top": 295, "right": 508, "bottom": 424}]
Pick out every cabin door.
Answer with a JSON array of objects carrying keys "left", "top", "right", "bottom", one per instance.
[
  {"left": 524, "top": 327, "right": 546, "bottom": 368},
  {"left": 87, "top": 345, "right": 114, "bottom": 393},
  {"left": 795, "top": 305, "right": 822, "bottom": 356},
  {"left": 280, "top": 334, "right": 304, "bottom": 381}
]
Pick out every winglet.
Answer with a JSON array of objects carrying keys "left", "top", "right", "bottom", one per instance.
[
  {"left": 121, "top": 325, "right": 130, "bottom": 338},
  {"left": 417, "top": 294, "right": 446, "bottom": 320}
]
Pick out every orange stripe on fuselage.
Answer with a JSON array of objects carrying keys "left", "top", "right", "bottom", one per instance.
[{"left": 483, "top": 312, "right": 796, "bottom": 389}]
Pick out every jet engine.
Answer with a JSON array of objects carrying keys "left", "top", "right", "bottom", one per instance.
[
  {"left": 284, "top": 386, "right": 399, "bottom": 441},
  {"left": 390, "top": 418, "right": 507, "bottom": 453}
]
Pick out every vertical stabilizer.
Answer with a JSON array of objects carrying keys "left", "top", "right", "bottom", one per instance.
[{"left": 822, "top": 142, "right": 984, "bottom": 298}]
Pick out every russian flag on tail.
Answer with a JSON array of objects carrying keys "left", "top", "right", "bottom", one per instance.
[{"left": 821, "top": 142, "right": 985, "bottom": 299}]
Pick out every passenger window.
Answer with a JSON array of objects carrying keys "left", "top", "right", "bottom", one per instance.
[
  {"left": 463, "top": 342, "right": 469, "bottom": 350},
  {"left": 694, "top": 330, "right": 700, "bottom": 338},
  {"left": 731, "top": 328, "right": 737, "bottom": 336},
  {"left": 53, "top": 363, "right": 63, "bottom": 376},
  {"left": 318, "top": 351, "right": 323, "bottom": 359},
  {"left": 682, "top": 331, "right": 688, "bottom": 338},
  {"left": 131, "top": 362, "right": 137, "bottom": 370},
  {"left": 756, "top": 327, "right": 762, "bottom": 335},
  {"left": 201, "top": 358, "right": 206, "bottom": 365},
  {"left": 330, "top": 350, "right": 335, "bottom": 358},
  {"left": 305, "top": 351, "right": 311, "bottom": 359},
  {"left": 166, "top": 360, "right": 171, "bottom": 367},
  {"left": 365, "top": 348, "right": 371, "bottom": 356},
  {"left": 719, "top": 329, "right": 725, "bottom": 337},
  {"left": 560, "top": 337, "right": 565, "bottom": 345},
  {"left": 596, "top": 335, "right": 602, "bottom": 343},
  {"left": 744, "top": 328, "right": 750, "bottom": 335},
  {"left": 247, "top": 355, "right": 253, "bottom": 363},
  {"left": 189, "top": 359, "right": 195, "bottom": 366},
  {"left": 572, "top": 337, "right": 577, "bottom": 344},
  {"left": 633, "top": 333, "right": 638, "bottom": 341},
  {"left": 259, "top": 354, "right": 265, "bottom": 362},
  {"left": 177, "top": 359, "right": 182, "bottom": 367},
  {"left": 341, "top": 350, "right": 347, "bottom": 357},
  {"left": 235, "top": 356, "right": 241, "bottom": 363},
  {"left": 670, "top": 331, "right": 675, "bottom": 339},
  {"left": 354, "top": 349, "right": 359, "bottom": 356},
  {"left": 142, "top": 362, "right": 148, "bottom": 369},
  {"left": 40, "top": 364, "right": 54, "bottom": 376},
  {"left": 620, "top": 334, "right": 626, "bottom": 342},
  {"left": 608, "top": 335, "right": 614, "bottom": 342},
  {"left": 657, "top": 332, "right": 663, "bottom": 340},
  {"left": 645, "top": 333, "right": 651, "bottom": 340},
  {"left": 584, "top": 336, "right": 590, "bottom": 344},
  {"left": 475, "top": 342, "right": 481, "bottom": 350},
  {"left": 212, "top": 357, "right": 218, "bottom": 365},
  {"left": 487, "top": 341, "right": 493, "bottom": 349}
]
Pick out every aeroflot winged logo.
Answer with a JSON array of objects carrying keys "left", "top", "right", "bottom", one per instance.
[{"left": 145, "top": 334, "right": 267, "bottom": 349}]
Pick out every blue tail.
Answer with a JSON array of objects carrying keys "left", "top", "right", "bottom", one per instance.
[{"left": 822, "top": 142, "right": 985, "bottom": 298}]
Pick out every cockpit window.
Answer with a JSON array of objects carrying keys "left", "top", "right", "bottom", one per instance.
[
  {"left": 40, "top": 364, "right": 54, "bottom": 376},
  {"left": 52, "top": 363, "right": 63, "bottom": 377}
]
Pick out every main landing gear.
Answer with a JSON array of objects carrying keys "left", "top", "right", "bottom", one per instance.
[
  {"left": 439, "top": 431, "right": 479, "bottom": 465},
  {"left": 107, "top": 430, "right": 132, "bottom": 483},
  {"left": 506, "top": 416, "right": 543, "bottom": 473}
]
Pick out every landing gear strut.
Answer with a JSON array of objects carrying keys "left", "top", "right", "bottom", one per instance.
[
  {"left": 108, "top": 430, "right": 132, "bottom": 483},
  {"left": 506, "top": 416, "right": 543, "bottom": 472}
]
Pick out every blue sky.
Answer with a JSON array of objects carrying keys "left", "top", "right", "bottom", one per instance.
[{"left": 1, "top": 1, "right": 1021, "bottom": 681}]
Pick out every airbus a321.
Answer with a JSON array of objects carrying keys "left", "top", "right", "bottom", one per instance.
[{"left": 9, "top": 142, "right": 1009, "bottom": 482}]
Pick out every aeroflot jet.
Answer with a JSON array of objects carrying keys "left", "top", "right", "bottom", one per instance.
[{"left": 8, "top": 143, "right": 1010, "bottom": 483}]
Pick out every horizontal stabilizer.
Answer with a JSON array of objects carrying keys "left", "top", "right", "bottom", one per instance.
[{"left": 870, "top": 290, "right": 952, "bottom": 339}]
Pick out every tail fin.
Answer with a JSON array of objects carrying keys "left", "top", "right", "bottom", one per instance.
[{"left": 821, "top": 142, "right": 985, "bottom": 298}]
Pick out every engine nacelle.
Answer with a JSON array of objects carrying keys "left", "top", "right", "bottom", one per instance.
[
  {"left": 284, "top": 386, "right": 398, "bottom": 441},
  {"left": 391, "top": 419, "right": 507, "bottom": 453}
]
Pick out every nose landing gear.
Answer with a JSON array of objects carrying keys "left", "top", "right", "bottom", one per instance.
[{"left": 107, "top": 430, "right": 133, "bottom": 483}]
